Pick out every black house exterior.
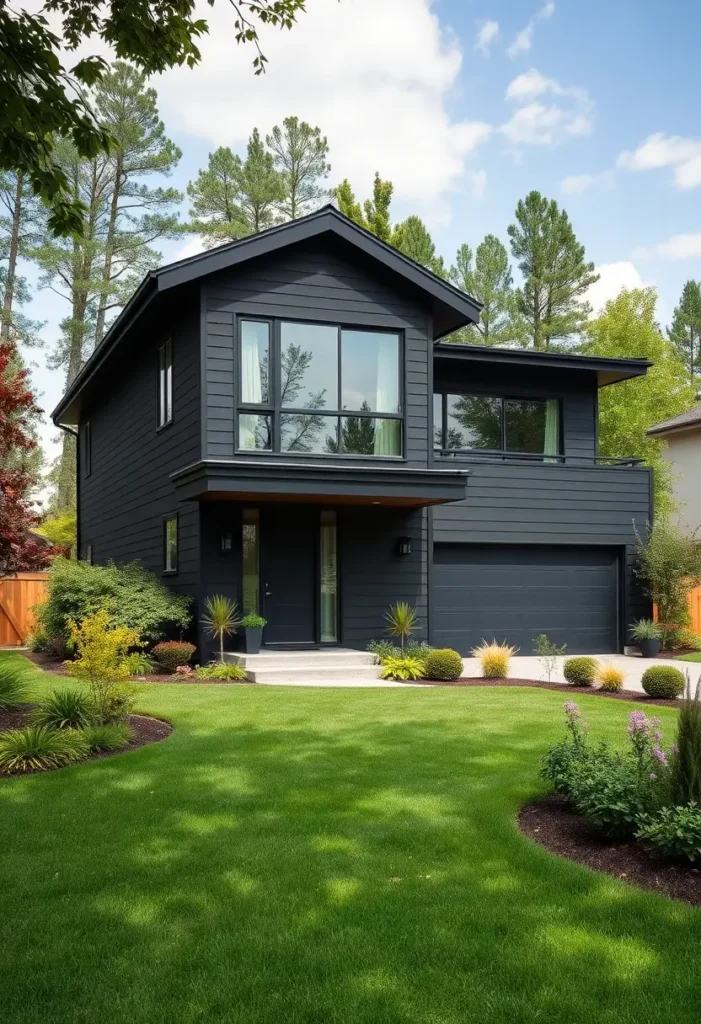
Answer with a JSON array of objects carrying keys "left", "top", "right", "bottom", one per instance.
[{"left": 52, "top": 206, "right": 652, "bottom": 659}]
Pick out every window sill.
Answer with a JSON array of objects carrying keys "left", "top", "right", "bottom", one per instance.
[
  {"left": 234, "top": 449, "right": 406, "bottom": 463},
  {"left": 162, "top": 569, "right": 179, "bottom": 576},
  {"left": 156, "top": 420, "right": 174, "bottom": 435}
]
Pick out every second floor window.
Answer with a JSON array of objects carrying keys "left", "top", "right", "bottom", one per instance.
[
  {"left": 434, "top": 393, "right": 560, "bottom": 458},
  {"left": 158, "top": 339, "right": 173, "bottom": 428},
  {"left": 82, "top": 420, "right": 92, "bottom": 476},
  {"left": 238, "top": 319, "right": 402, "bottom": 457}
]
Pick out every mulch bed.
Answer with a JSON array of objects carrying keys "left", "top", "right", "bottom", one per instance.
[
  {"left": 0, "top": 705, "right": 172, "bottom": 777},
  {"left": 519, "top": 794, "right": 701, "bottom": 907},
  {"left": 417, "top": 677, "right": 686, "bottom": 708},
  {"left": 23, "top": 651, "right": 248, "bottom": 684}
]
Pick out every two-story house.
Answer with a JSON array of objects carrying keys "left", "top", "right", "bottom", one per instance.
[{"left": 52, "top": 206, "right": 652, "bottom": 658}]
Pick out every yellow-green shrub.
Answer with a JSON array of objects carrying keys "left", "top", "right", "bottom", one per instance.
[
  {"left": 598, "top": 665, "right": 625, "bottom": 692},
  {"left": 563, "top": 656, "right": 599, "bottom": 686},
  {"left": 470, "top": 639, "right": 518, "bottom": 678},
  {"left": 424, "top": 649, "right": 463, "bottom": 681},
  {"left": 379, "top": 655, "right": 425, "bottom": 681},
  {"left": 66, "top": 609, "right": 142, "bottom": 721}
]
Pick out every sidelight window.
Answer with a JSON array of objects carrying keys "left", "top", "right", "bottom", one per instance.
[
  {"left": 320, "top": 511, "right": 338, "bottom": 643},
  {"left": 242, "top": 508, "right": 260, "bottom": 614}
]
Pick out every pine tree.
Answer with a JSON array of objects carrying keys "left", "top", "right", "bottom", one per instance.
[
  {"left": 266, "top": 116, "right": 331, "bottom": 220},
  {"left": 508, "top": 191, "right": 599, "bottom": 350},
  {"left": 333, "top": 174, "right": 393, "bottom": 242},
  {"left": 447, "top": 236, "right": 525, "bottom": 346},
  {"left": 391, "top": 216, "right": 445, "bottom": 277},
  {"left": 0, "top": 171, "right": 45, "bottom": 348},
  {"left": 235, "top": 128, "right": 285, "bottom": 233},
  {"left": 668, "top": 280, "right": 701, "bottom": 380},
  {"left": 186, "top": 148, "right": 249, "bottom": 247}
]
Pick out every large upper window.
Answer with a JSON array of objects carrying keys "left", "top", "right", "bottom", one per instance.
[
  {"left": 238, "top": 319, "right": 402, "bottom": 456},
  {"left": 434, "top": 393, "right": 560, "bottom": 458}
]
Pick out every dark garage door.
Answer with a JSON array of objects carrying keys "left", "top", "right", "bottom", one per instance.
[{"left": 432, "top": 544, "right": 620, "bottom": 655}]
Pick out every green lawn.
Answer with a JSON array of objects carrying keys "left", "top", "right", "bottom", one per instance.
[
  {"left": 1, "top": 650, "right": 699, "bottom": 1024},
  {"left": 679, "top": 652, "right": 701, "bottom": 663}
]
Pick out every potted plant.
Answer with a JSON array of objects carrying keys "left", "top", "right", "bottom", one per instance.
[
  {"left": 630, "top": 618, "right": 663, "bottom": 659},
  {"left": 240, "top": 614, "right": 267, "bottom": 654}
]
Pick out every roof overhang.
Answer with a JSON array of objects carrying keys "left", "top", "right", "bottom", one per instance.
[
  {"left": 646, "top": 420, "right": 701, "bottom": 439},
  {"left": 170, "top": 459, "right": 470, "bottom": 507},
  {"left": 433, "top": 343, "right": 651, "bottom": 387}
]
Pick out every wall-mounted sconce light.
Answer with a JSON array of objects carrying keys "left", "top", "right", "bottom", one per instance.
[
  {"left": 397, "top": 536, "right": 412, "bottom": 557},
  {"left": 221, "top": 532, "right": 233, "bottom": 552}
]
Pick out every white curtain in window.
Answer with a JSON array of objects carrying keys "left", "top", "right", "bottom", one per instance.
[
  {"left": 240, "top": 329, "right": 263, "bottom": 448},
  {"left": 544, "top": 398, "right": 560, "bottom": 462},
  {"left": 373, "top": 334, "right": 399, "bottom": 455}
]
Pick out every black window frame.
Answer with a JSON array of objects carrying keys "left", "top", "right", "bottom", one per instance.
[
  {"left": 157, "top": 338, "right": 173, "bottom": 430},
  {"left": 163, "top": 514, "right": 178, "bottom": 574},
  {"left": 84, "top": 543, "right": 93, "bottom": 565},
  {"left": 433, "top": 391, "right": 562, "bottom": 458},
  {"left": 235, "top": 316, "right": 404, "bottom": 459},
  {"left": 83, "top": 420, "right": 92, "bottom": 477}
]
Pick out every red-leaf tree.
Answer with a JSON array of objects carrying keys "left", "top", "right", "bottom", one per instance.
[{"left": 0, "top": 342, "right": 56, "bottom": 577}]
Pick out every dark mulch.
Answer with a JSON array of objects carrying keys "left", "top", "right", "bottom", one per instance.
[
  {"left": 0, "top": 706, "right": 172, "bottom": 777},
  {"left": 519, "top": 794, "right": 701, "bottom": 907},
  {"left": 23, "top": 651, "right": 248, "bottom": 684},
  {"left": 417, "top": 676, "right": 686, "bottom": 707}
]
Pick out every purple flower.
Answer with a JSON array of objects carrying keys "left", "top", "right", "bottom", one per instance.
[
  {"left": 564, "top": 701, "right": 580, "bottom": 718},
  {"left": 652, "top": 746, "right": 668, "bottom": 767},
  {"left": 628, "top": 710, "right": 650, "bottom": 735}
]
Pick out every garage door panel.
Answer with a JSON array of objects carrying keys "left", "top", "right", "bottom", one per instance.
[{"left": 432, "top": 544, "right": 619, "bottom": 655}]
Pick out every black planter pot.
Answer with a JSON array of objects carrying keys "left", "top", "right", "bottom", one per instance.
[
  {"left": 243, "top": 626, "right": 263, "bottom": 654},
  {"left": 639, "top": 637, "right": 661, "bottom": 659}
]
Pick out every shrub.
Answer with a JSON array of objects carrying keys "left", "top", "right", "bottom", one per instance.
[
  {"left": 540, "top": 701, "right": 590, "bottom": 798},
  {"left": 67, "top": 609, "right": 141, "bottom": 722},
  {"left": 641, "top": 665, "right": 685, "bottom": 699},
  {"left": 201, "top": 595, "right": 240, "bottom": 662},
  {"left": 0, "top": 726, "right": 89, "bottom": 774},
  {"left": 194, "top": 661, "right": 248, "bottom": 681},
  {"left": 598, "top": 665, "right": 625, "bottom": 693},
  {"left": 406, "top": 639, "right": 434, "bottom": 660},
  {"left": 533, "top": 634, "right": 567, "bottom": 683},
  {"left": 152, "top": 641, "right": 196, "bottom": 673},
  {"left": 424, "top": 648, "right": 463, "bottom": 681},
  {"left": 471, "top": 639, "right": 518, "bottom": 678},
  {"left": 0, "top": 664, "right": 28, "bottom": 710},
  {"left": 569, "top": 752, "right": 647, "bottom": 837},
  {"left": 82, "top": 723, "right": 134, "bottom": 752},
  {"left": 634, "top": 522, "right": 701, "bottom": 648},
  {"left": 25, "top": 630, "right": 50, "bottom": 653},
  {"left": 36, "top": 558, "right": 191, "bottom": 648},
  {"left": 563, "top": 656, "right": 599, "bottom": 686},
  {"left": 379, "top": 655, "right": 425, "bottom": 681},
  {"left": 367, "top": 639, "right": 396, "bottom": 664},
  {"left": 384, "top": 602, "right": 417, "bottom": 650},
  {"left": 671, "top": 674, "right": 701, "bottom": 805},
  {"left": 629, "top": 618, "right": 662, "bottom": 643},
  {"left": 636, "top": 803, "right": 701, "bottom": 862},
  {"left": 122, "top": 651, "right": 155, "bottom": 676},
  {"left": 240, "top": 614, "right": 266, "bottom": 628},
  {"left": 32, "top": 689, "right": 96, "bottom": 730},
  {"left": 675, "top": 629, "right": 701, "bottom": 652},
  {"left": 99, "top": 684, "right": 138, "bottom": 723},
  {"left": 176, "top": 664, "right": 194, "bottom": 676}
]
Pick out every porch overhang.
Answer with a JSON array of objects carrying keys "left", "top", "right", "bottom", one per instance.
[{"left": 170, "top": 459, "right": 469, "bottom": 507}]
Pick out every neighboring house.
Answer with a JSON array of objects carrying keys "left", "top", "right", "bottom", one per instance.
[
  {"left": 647, "top": 403, "right": 701, "bottom": 536},
  {"left": 52, "top": 206, "right": 652, "bottom": 658}
]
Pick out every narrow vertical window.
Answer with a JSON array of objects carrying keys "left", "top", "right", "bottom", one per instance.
[
  {"left": 158, "top": 339, "right": 173, "bottom": 428},
  {"left": 83, "top": 420, "right": 92, "bottom": 476},
  {"left": 320, "top": 510, "right": 338, "bottom": 643},
  {"left": 164, "top": 515, "right": 178, "bottom": 572},
  {"left": 242, "top": 508, "right": 259, "bottom": 613},
  {"left": 85, "top": 544, "right": 93, "bottom": 565}
]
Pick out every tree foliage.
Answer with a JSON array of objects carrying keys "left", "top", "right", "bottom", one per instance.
[
  {"left": 508, "top": 190, "right": 599, "bottom": 349},
  {"left": 668, "top": 279, "right": 701, "bottom": 380},
  {"left": 447, "top": 236, "right": 525, "bottom": 345},
  {"left": 0, "top": 1, "right": 309, "bottom": 235},
  {"left": 333, "top": 174, "right": 394, "bottom": 242},
  {"left": 634, "top": 520, "right": 701, "bottom": 631},
  {"left": 583, "top": 288, "right": 698, "bottom": 519},
  {"left": 392, "top": 216, "right": 445, "bottom": 277},
  {"left": 266, "top": 117, "right": 331, "bottom": 220}
]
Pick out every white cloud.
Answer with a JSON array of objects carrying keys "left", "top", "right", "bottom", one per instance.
[
  {"left": 586, "top": 262, "right": 648, "bottom": 314},
  {"left": 475, "top": 20, "right": 499, "bottom": 56},
  {"left": 471, "top": 170, "right": 488, "bottom": 198},
  {"left": 172, "top": 238, "right": 208, "bottom": 262},
  {"left": 617, "top": 132, "right": 701, "bottom": 190},
  {"left": 153, "top": 0, "right": 491, "bottom": 213},
  {"left": 633, "top": 232, "right": 701, "bottom": 261},
  {"left": 507, "top": 2, "right": 556, "bottom": 58},
  {"left": 502, "top": 70, "right": 593, "bottom": 146},
  {"left": 560, "top": 170, "right": 615, "bottom": 194}
]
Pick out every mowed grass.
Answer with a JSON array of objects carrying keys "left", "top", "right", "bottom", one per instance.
[
  {"left": 1, "top": 651, "right": 699, "bottom": 1024},
  {"left": 679, "top": 652, "right": 701, "bottom": 663}
]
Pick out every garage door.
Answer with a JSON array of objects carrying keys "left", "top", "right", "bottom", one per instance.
[{"left": 432, "top": 544, "right": 620, "bottom": 655}]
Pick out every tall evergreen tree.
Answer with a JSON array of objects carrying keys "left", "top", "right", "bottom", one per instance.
[
  {"left": 186, "top": 148, "right": 248, "bottom": 247},
  {"left": 391, "top": 215, "right": 445, "bottom": 277},
  {"left": 668, "top": 280, "right": 701, "bottom": 380},
  {"left": 447, "top": 236, "right": 525, "bottom": 346},
  {"left": 0, "top": 171, "right": 45, "bottom": 348},
  {"left": 235, "top": 128, "right": 285, "bottom": 233},
  {"left": 508, "top": 191, "right": 598, "bottom": 350},
  {"left": 266, "top": 117, "right": 331, "bottom": 220},
  {"left": 333, "top": 174, "right": 393, "bottom": 242}
]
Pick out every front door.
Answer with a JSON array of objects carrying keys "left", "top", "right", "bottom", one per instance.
[{"left": 261, "top": 505, "right": 317, "bottom": 645}]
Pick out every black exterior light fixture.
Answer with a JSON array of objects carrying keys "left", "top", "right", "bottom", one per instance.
[
  {"left": 221, "top": 532, "right": 233, "bottom": 552},
  {"left": 397, "top": 536, "right": 412, "bottom": 557}
]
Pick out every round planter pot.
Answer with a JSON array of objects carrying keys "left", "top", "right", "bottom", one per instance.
[
  {"left": 243, "top": 627, "right": 263, "bottom": 654},
  {"left": 639, "top": 637, "right": 661, "bottom": 659}
]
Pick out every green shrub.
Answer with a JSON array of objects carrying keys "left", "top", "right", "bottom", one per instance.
[
  {"left": 424, "top": 648, "right": 463, "bottom": 681},
  {"left": 240, "top": 614, "right": 266, "bottom": 628},
  {"left": 636, "top": 803, "right": 701, "bottom": 861},
  {"left": 569, "top": 752, "right": 647, "bottom": 837},
  {"left": 406, "top": 640, "right": 434, "bottom": 660},
  {"left": 634, "top": 522, "right": 701, "bottom": 648},
  {"left": 367, "top": 639, "right": 396, "bottom": 664},
  {"left": 563, "top": 656, "right": 599, "bottom": 686},
  {"left": 25, "top": 630, "right": 50, "bottom": 653},
  {"left": 379, "top": 655, "right": 425, "bottom": 681},
  {"left": 540, "top": 700, "right": 590, "bottom": 798},
  {"left": 36, "top": 558, "right": 191, "bottom": 648},
  {"left": 83, "top": 723, "right": 134, "bottom": 752},
  {"left": 152, "top": 641, "right": 196, "bottom": 673},
  {"left": 122, "top": 652, "right": 155, "bottom": 676},
  {"left": 99, "top": 684, "right": 138, "bottom": 723},
  {"left": 671, "top": 675, "right": 701, "bottom": 804},
  {"left": 0, "top": 726, "right": 89, "bottom": 774},
  {"left": 32, "top": 689, "right": 96, "bottom": 730},
  {"left": 641, "top": 665, "right": 685, "bottom": 699},
  {"left": 0, "top": 664, "right": 28, "bottom": 710},
  {"left": 194, "top": 661, "right": 248, "bottom": 681}
]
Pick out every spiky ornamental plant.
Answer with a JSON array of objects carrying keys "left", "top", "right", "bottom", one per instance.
[
  {"left": 384, "top": 602, "right": 418, "bottom": 652},
  {"left": 672, "top": 672, "right": 701, "bottom": 805},
  {"left": 201, "top": 595, "right": 241, "bottom": 663}
]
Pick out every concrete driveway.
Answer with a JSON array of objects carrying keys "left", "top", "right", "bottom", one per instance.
[{"left": 461, "top": 653, "right": 699, "bottom": 694}]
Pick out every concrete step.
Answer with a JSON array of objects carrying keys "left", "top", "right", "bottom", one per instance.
[
  {"left": 247, "top": 665, "right": 383, "bottom": 684},
  {"left": 224, "top": 650, "right": 377, "bottom": 671}
]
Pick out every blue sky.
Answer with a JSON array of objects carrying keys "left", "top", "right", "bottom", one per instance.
[{"left": 21, "top": 0, "right": 701, "bottom": 474}]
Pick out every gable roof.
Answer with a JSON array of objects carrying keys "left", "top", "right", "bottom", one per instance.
[
  {"left": 647, "top": 403, "right": 701, "bottom": 437},
  {"left": 52, "top": 205, "right": 482, "bottom": 426}
]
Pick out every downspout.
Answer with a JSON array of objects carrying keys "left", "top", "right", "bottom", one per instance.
[{"left": 55, "top": 423, "right": 80, "bottom": 558}]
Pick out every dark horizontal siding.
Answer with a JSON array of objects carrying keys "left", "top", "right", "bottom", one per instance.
[{"left": 202, "top": 238, "right": 431, "bottom": 468}]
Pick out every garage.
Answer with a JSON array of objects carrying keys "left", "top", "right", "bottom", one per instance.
[{"left": 431, "top": 544, "right": 621, "bottom": 655}]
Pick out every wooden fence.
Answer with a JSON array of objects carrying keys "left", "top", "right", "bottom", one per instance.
[
  {"left": 690, "top": 586, "right": 701, "bottom": 635},
  {"left": 0, "top": 573, "right": 48, "bottom": 646}
]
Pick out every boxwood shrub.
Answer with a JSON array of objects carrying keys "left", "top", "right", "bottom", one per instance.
[
  {"left": 153, "top": 641, "right": 197, "bottom": 673},
  {"left": 641, "top": 665, "right": 685, "bottom": 699},
  {"left": 424, "top": 648, "right": 463, "bottom": 681},
  {"left": 563, "top": 656, "right": 599, "bottom": 686}
]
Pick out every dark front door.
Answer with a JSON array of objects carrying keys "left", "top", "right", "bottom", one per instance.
[{"left": 261, "top": 505, "right": 317, "bottom": 645}]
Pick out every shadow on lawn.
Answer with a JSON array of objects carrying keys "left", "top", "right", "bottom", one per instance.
[{"left": 0, "top": 691, "right": 699, "bottom": 1024}]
